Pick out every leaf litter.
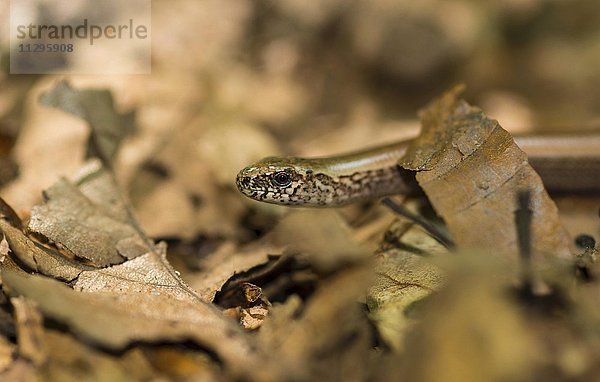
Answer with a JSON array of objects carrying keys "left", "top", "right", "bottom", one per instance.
[
  {"left": 0, "top": 81, "right": 271, "bottom": 380},
  {"left": 0, "top": 79, "right": 599, "bottom": 381}
]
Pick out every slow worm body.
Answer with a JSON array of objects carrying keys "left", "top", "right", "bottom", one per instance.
[{"left": 236, "top": 132, "right": 600, "bottom": 206}]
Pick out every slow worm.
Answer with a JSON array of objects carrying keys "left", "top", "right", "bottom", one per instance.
[{"left": 236, "top": 131, "right": 600, "bottom": 206}]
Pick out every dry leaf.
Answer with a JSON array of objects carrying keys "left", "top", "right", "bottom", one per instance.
[
  {"left": 239, "top": 304, "right": 270, "bottom": 330},
  {"left": 0, "top": 359, "right": 36, "bottom": 382},
  {"left": 0, "top": 236, "right": 9, "bottom": 264},
  {"left": 0, "top": 219, "right": 87, "bottom": 282},
  {"left": 401, "top": 86, "right": 572, "bottom": 259},
  {"left": 11, "top": 297, "right": 46, "bottom": 366},
  {"left": 39, "top": 331, "right": 155, "bottom": 382},
  {"left": 73, "top": 160, "right": 132, "bottom": 223},
  {"left": 1, "top": 79, "right": 88, "bottom": 213},
  {"left": 1, "top": 269, "right": 265, "bottom": 378},
  {"left": 221, "top": 282, "right": 271, "bottom": 330},
  {"left": 188, "top": 242, "right": 281, "bottom": 302},
  {"left": 39, "top": 80, "right": 135, "bottom": 166},
  {"left": 28, "top": 178, "right": 142, "bottom": 266},
  {"left": 0, "top": 336, "right": 15, "bottom": 374},
  {"left": 258, "top": 266, "right": 374, "bottom": 381}
]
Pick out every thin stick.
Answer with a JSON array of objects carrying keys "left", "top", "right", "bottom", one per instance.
[
  {"left": 515, "top": 190, "right": 533, "bottom": 297},
  {"left": 381, "top": 197, "right": 455, "bottom": 249}
]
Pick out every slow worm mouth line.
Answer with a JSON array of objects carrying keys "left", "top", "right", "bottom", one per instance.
[{"left": 237, "top": 184, "right": 265, "bottom": 195}]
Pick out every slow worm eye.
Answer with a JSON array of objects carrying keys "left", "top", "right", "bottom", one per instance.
[{"left": 271, "top": 171, "right": 292, "bottom": 187}]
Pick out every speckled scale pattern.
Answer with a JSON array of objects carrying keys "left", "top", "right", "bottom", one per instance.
[
  {"left": 236, "top": 162, "right": 409, "bottom": 207},
  {"left": 236, "top": 141, "right": 414, "bottom": 206}
]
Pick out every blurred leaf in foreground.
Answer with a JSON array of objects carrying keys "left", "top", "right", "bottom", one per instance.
[
  {"left": 258, "top": 267, "right": 374, "bottom": 381},
  {"left": 1, "top": 268, "right": 262, "bottom": 375},
  {"left": 380, "top": 254, "right": 544, "bottom": 382},
  {"left": 368, "top": 219, "right": 446, "bottom": 351}
]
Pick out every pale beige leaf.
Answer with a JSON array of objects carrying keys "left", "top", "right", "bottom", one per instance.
[{"left": 28, "top": 179, "right": 142, "bottom": 266}]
